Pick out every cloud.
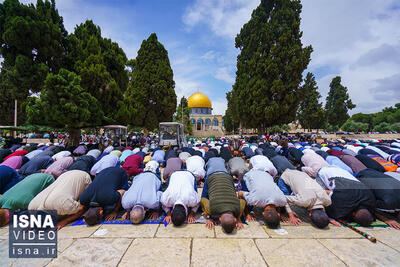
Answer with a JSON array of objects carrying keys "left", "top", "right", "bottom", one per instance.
[
  {"left": 201, "top": 50, "right": 217, "bottom": 61},
  {"left": 351, "top": 44, "right": 400, "bottom": 68},
  {"left": 212, "top": 98, "right": 228, "bottom": 116},
  {"left": 182, "top": 0, "right": 259, "bottom": 39},
  {"left": 215, "top": 67, "right": 235, "bottom": 84},
  {"left": 300, "top": 0, "right": 400, "bottom": 114}
]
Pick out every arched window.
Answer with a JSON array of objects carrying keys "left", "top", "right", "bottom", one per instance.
[
  {"left": 205, "top": 118, "right": 211, "bottom": 131},
  {"left": 196, "top": 119, "right": 203, "bottom": 131},
  {"left": 212, "top": 118, "right": 219, "bottom": 127},
  {"left": 190, "top": 119, "right": 196, "bottom": 124}
]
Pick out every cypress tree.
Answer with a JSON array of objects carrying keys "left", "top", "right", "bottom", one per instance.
[
  {"left": 69, "top": 20, "right": 128, "bottom": 123},
  {"left": 229, "top": 0, "right": 312, "bottom": 132},
  {"left": 325, "top": 76, "right": 356, "bottom": 127},
  {"left": 121, "top": 33, "right": 176, "bottom": 131},
  {"left": 297, "top": 72, "right": 325, "bottom": 131}
]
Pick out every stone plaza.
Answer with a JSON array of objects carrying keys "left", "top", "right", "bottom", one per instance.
[{"left": 1, "top": 188, "right": 400, "bottom": 267}]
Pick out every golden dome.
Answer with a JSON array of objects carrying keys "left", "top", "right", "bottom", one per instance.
[{"left": 188, "top": 91, "right": 212, "bottom": 109}]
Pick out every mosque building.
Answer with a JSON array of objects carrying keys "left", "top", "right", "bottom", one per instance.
[{"left": 187, "top": 91, "right": 225, "bottom": 137}]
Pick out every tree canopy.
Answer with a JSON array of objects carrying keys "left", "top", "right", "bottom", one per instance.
[
  {"left": 173, "top": 97, "right": 193, "bottom": 135},
  {"left": 26, "top": 68, "right": 103, "bottom": 145},
  {"left": 69, "top": 20, "right": 128, "bottom": 123},
  {"left": 0, "top": 0, "right": 68, "bottom": 124},
  {"left": 119, "top": 33, "right": 176, "bottom": 130},
  {"left": 346, "top": 103, "right": 400, "bottom": 133},
  {"left": 297, "top": 72, "right": 325, "bottom": 131},
  {"left": 325, "top": 76, "right": 355, "bottom": 127},
  {"left": 227, "top": 0, "right": 312, "bottom": 132}
]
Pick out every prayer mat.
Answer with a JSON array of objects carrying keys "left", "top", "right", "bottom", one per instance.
[
  {"left": 70, "top": 215, "right": 166, "bottom": 226},
  {"left": 345, "top": 219, "right": 389, "bottom": 228}
]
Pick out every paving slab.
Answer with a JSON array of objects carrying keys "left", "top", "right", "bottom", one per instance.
[
  {"left": 319, "top": 238, "right": 400, "bottom": 267},
  {"left": 255, "top": 239, "right": 345, "bottom": 267},
  {"left": 57, "top": 238, "right": 75, "bottom": 253},
  {"left": 49, "top": 238, "right": 132, "bottom": 267},
  {"left": 0, "top": 239, "right": 52, "bottom": 267},
  {"left": 58, "top": 225, "right": 101, "bottom": 239},
  {"left": 264, "top": 225, "right": 361, "bottom": 239},
  {"left": 353, "top": 227, "right": 400, "bottom": 252},
  {"left": 119, "top": 238, "right": 190, "bottom": 267},
  {"left": 156, "top": 223, "right": 214, "bottom": 238},
  {"left": 0, "top": 226, "right": 9, "bottom": 240},
  {"left": 92, "top": 224, "right": 159, "bottom": 238},
  {"left": 191, "top": 238, "right": 266, "bottom": 266},
  {"left": 215, "top": 221, "right": 270, "bottom": 238}
]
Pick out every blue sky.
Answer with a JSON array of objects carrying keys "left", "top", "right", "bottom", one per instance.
[{"left": 15, "top": 0, "right": 400, "bottom": 115}]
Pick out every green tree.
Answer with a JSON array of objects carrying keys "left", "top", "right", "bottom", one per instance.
[
  {"left": 341, "top": 120, "right": 368, "bottom": 132},
  {"left": 325, "top": 76, "right": 356, "bottom": 127},
  {"left": 26, "top": 69, "right": 103, "bottom": 146},
  {"left": 349, "top": 113, "right": 374, "bottom": 131},
  {"left": 297, "top": 72, "right": 325, "bottom": 131},
  {"left": 223, "top": 113, "right": 236, "bottom": 134},
  {"left": 229, "top": 0, "right": 312, "bottom": 132},
  {"left": 173, "top": 97, "right": 193, "bottom": 135},
  {"left": 69, "top": 20, "right": 128, "bottom": 123},
  {"left": 120, "top": 33, "right": 176, "bottom": 130},
  {"left": 373, "top": 122, "right": 392, "bottom": 133},
  {"left": 0, "top": 0, "right": 68, "bottom": 124}
]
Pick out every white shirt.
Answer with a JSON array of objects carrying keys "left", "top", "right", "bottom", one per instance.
[
  {"left": 186, "top": 156, "right": 205, "bottom": 178},
  {"left": 318, "top": 166, "right": 359, "bottom": 191},
  {"left": 161, "top": 171, "right": 200, "bottom": 213},
  {"left": 52, "top": 151, "right": 71, "bottom": 161},
  {"left": 86, "top": 149, "right": 101, "bottom": 159},
  {"left": 302, "top": 148, "right": 316, "bottom": 155},
  {"left": 249, "top": 155, "right": 278, "bottom": 177}
]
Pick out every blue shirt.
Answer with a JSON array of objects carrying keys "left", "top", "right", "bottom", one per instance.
[
  {"left": 121, "top": 171, "right": 162, "bottom": 210},
  {"left": 0, "top": 165, "right": 21, "bottom": 194}
]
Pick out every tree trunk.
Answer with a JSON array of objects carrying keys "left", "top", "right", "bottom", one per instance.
[{"left": 68, "top": 128, "right": 81, "bottom": 147}]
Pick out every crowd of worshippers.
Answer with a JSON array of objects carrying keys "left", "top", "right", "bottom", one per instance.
[{"left": 0, "top": 136, "right": 400, "bottom": 234}]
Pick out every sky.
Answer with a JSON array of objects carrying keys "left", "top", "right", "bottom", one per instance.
[{"left": 13, "top": 0, "right": 400, "bottom": 115}]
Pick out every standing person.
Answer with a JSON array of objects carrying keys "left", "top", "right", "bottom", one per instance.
[
  {"left": 80, "top": 167, "right": 129, "bottom": 225},
  {"left": 161, "top": 171, "right": 200, "bottom": 226}
]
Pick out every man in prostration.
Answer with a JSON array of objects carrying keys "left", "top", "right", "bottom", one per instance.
[
  {"left": 0, "top": 173, "right": 54, "bottom": 226},
  {"left": 238, "top": 168, "right": 300, "bottom": 228},
  {"left": 29, "top": 170, "right": 92, "bottom": 229},
  {"left": 161, "top": 170, "right": 200, "bottom": 226},
  {"left": 121, "top": 167, "right": 163, "bottom": 224},
  {"left": 278, "top": 169, "right": 332, "bottom": 228},
  {"left": 80, "top": 167, "right": 129, "bottom": 225},
  {"left": 200, "top": 170, "right": 245, "bottom": 233}
]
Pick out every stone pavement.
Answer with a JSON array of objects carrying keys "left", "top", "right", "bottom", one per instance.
[{"left": 1, "top": 222, "right": 400, "bottom": 267}]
